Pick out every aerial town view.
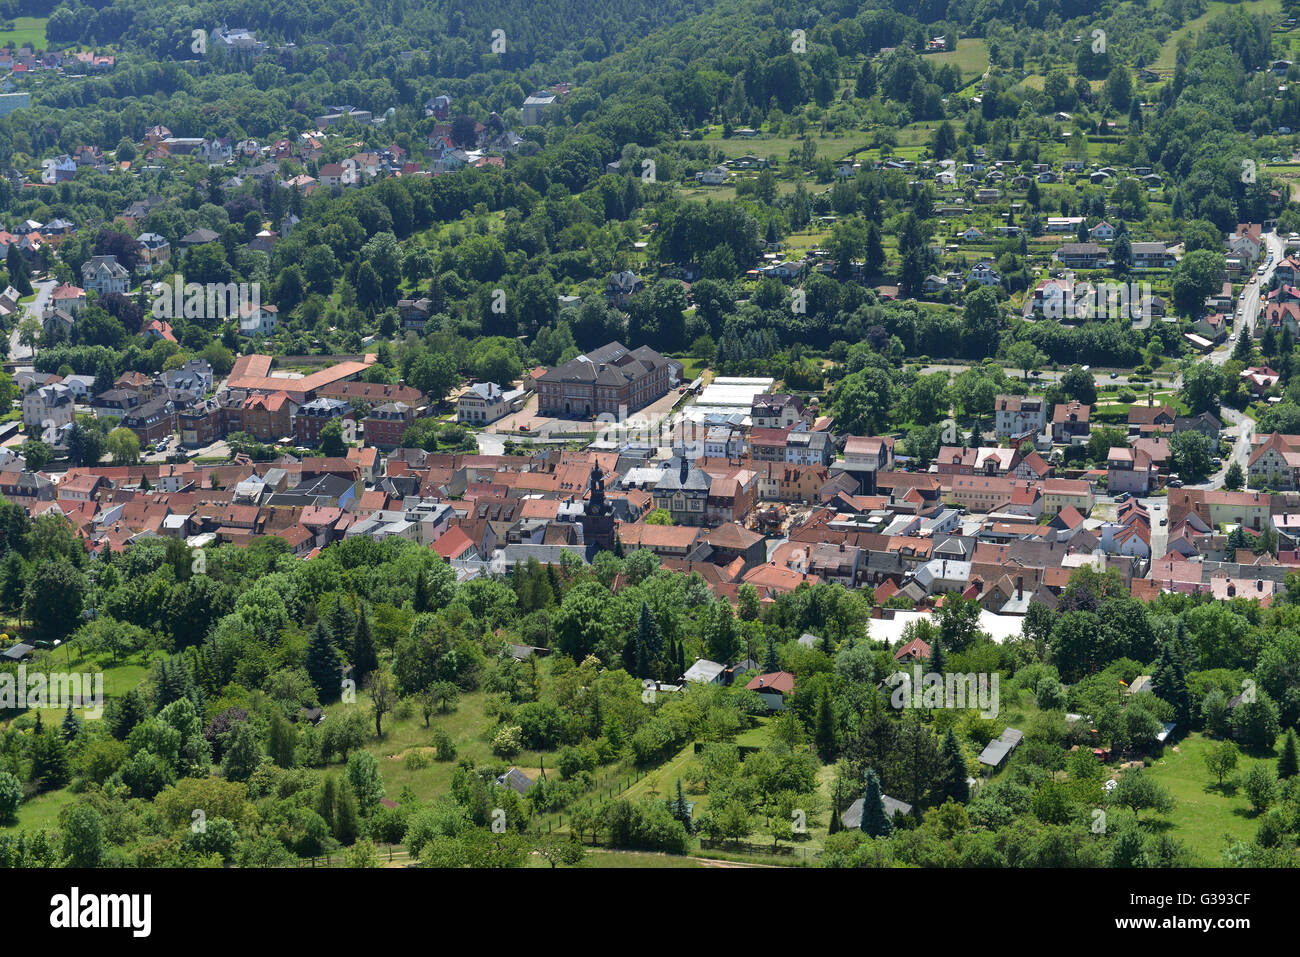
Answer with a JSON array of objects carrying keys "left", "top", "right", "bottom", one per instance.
[{"left": 0, "top": 0, "right": 1293, "bottom": 926}]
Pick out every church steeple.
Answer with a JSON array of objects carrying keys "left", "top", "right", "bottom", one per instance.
[{"left": 585, "top": 463, "right": 608, "bottom": 516}]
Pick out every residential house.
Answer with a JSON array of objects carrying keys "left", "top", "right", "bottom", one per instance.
[
  {"left": 994, "top": 395, "right": 1047, "bottom": 443},
  {"left": 22, "top": 382, "right": 74, "bottom": 431},
  {"left": 1055, "top": 243, "right": 1107, "bottom": 269},
  {"left": 364, "top": 403, "right": 416, "bottom": 450},
  {"left": 457, "top": 382, "right": 525, "bottom": 425},
  {"left": 1053, "top": 401, "right": 1091, "bottom": 444},
  {"left": 81, "top": 255, "right": 129, "bottom": 295},
  {"left": 1107, "top": 446, "right": 1156, "bottom": 495}
]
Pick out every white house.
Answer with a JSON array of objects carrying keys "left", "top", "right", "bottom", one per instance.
[
  {"left": 682, "top": 658, "right": 727, "bottom": 685},
  {"left": 23, "top": 382, "right": 75, "bottom": 431},
  {"left": 81, "top": 255, "right": 129, "bottom": 296},
  {"left": 697, "top": 165, "right": 729, "bottom": 186},
  {"left": 967, "top": 260, "right": 1001, "bottom": 287},
  {"left": 456, "top": 382, "right": 525, "bottom": 424},
  {"left": 238, "top": 302, "right": 279, "bottom": 337}
]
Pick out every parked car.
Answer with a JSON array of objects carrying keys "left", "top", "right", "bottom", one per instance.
[{"left": 1168, "top": 478, "right": 1184, "bottom": 488}]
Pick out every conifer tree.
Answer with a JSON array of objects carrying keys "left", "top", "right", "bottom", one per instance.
[
  {"left": 636, "top": 601, "right": 662, "bottom": 678},
  {"left": 706, "top": 601, "right": 738, "bottom": 663},
  {"left": 671, "top": 778, "right": 693, "bottom": 834},
  {"left": 308, "top": 621, "right": 341, "bottom": 702},
  {"left": 413, "top": 567, "right": 431, "bottom": 613},
  {"left": 110, "top": 686, "right": 149, "bottom": 740},
  {"left": 352, "top": 603, "right": 377, "bottom": 683},
  {"left": 762, "top": 639, "right": 780, "bottom": 674},
  {"left": 327, "top": 595, "right": 356, "bottom": 646},
  {"left": 937, "top": 728, "right": 970, "bottom": 804},
  {"left": 929, "top": 637, "right": 948, "bottom": 676},
  {"left": 1279, "top": 729, "right": 1299, "bottom": 779},
  {"left": 860, "top": 768, "right": 892, "bottom": 838},
  {"left": 61, "top": 701, "right": 81, "bottom": 743},
  {"left": 814, "top": 687, "right": 837, "bottom": 755},
  {"left": 1151, "top": 640, "right": 1193, "bottom": 730}
]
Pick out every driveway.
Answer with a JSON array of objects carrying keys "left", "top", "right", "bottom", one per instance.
[{"left": 9, "top": 278, "right": 55, "bottom": 362}]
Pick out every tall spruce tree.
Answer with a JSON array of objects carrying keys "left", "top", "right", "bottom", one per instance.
[
  {"left": 814, "top": 687, "right": 837, "bottom": 755},
  {"left": 929, "top": 637, "right": 948, "bottom": 676},
  {"left": 1151, "top": 640, "right": 1193, "bottom": 730},
  {"left": 1279, "top": 729, "right": 1299, "bottom": 779},
  {"left": 860, "top": 768, "right": 892, "bottom": 838},
  {"left": 352, "top": 604, "right": 377, "bottom": 683},
  {"left": 937, "top": 728, "right": 970, "bottom": 804},
  {"left": 413, "top": 567, "right": 431, "bottom": 613},
  {"left": 61, "top": 701, "right": 81, "bottom": 743},
  {"left": 307, "top": 621, "right": 341, "bottom": 702},
  {"left": 636, "top": 601, "right": 662, "bottom": 678},
  {"left": 762, "top": 639, "right": 780, "bottom": 673},
  {"left": 706, "top": 601, "right": 738, "bottom": 663},
  {"left": 671, "top": 778, "right": 693, "bottom": 834},
  {"left": 327, "top": 596, "right": 356, "bottom": 646}
]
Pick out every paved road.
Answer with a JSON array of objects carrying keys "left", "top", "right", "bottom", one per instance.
[
  {"left": 918, "top": 362, "right": 1149, "bottom": 389},
  {"left": 1208, "top": 230, "right": 1287, "bottom": 367},
  {"left": 8, "top": 278, "right": 55, "bottom": 362}
]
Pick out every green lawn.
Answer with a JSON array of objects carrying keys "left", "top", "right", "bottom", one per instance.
[
  {"left": 341, "top": 687, "right": 499, "bottom": 805},
  {"left": 0, "top": 17, "right": 48, "bottom": 48},
  {"left": 577, "top": 848, "right": 704, "bottom": 867},
  {"left": 3, "top": 786, "right": 74, "bottom": 832},
  {"left": 926, "top": 38, "right": 990, "bottom": 84},
  {"left": 1142, "top": 732, "right": 1284, "bottom": 863},
  {"left": 1, "top": 648, "right": 163, "bottom": 727},
  {"left": 1154, "top": 0, "right": 1282, "bottom": 70},
  {"left": 702, "top": 128, "right": 874, "bottom": 164}
]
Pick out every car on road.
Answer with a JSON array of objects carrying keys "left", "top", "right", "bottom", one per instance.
[
  {"left": 1159, "top": 518, "right": 1167, "bottom": 526},
  {"left": 1109, "top": 371, "right": 1119, "bottom": 379},
  {"left": 1168, "top": 478, "right": 1184, "bottom": 488},
  {"left": 1212, "top": 457, "right": 1222, "bottom": 467},
  {"left": 1115, "top": 492, "right": 1131, "bottom": 503}
]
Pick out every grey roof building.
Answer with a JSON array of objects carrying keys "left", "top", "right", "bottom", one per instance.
[{"left": 840, "top": 793, "right": 913, "bottom": 828}]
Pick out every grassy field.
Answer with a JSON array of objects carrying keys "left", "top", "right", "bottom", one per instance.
[
  {"left": 1154, "top": 0, "right": 1283, "bottom": 70},
  {"left": 0, "top": 648, "right": 163, "bottom": 727},
  {"left": 4, "top": 786, "right": 74, "bottom": 832},
  {"left": 1143, "top": 732, "right": 1284, "bottom": 862},
  {"left": 342, "top": 686, "right": 498, "bottom": 805},
  {"left": 0, "top": 17, "right": 48, "bottom": 48},
  {"left": 703, "top": 128, "right": 873, "bottom": 164},
  {"left": 926, "top": 38, "right": 990, "bottom": 84}
]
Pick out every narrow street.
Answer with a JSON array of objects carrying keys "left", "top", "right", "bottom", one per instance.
[{"left": 8, "top": 278, "right": 55, "bottom": 365}]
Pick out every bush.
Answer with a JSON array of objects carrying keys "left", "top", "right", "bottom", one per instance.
[
  {"left": 431, "top": 728, "right": 456, "bottom": 762},
  {"left": 0, "top": 771, "right": 21, "bottom": 824},
  {"left": 601, "top": 798, "right": 690, "bottom": 854},
  {"left": 492, "top": 725, "right": 522, "bottom": 759},
  {"left": 404, "top": 750, "right": 431, "bottom": 770}
]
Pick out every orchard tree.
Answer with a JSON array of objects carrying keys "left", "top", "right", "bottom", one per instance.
[{"left": 1204, "top": 739, "right": 1239, "bottom": 786}]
